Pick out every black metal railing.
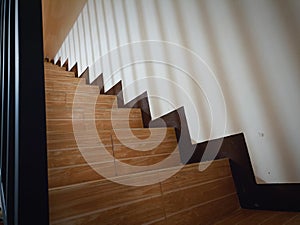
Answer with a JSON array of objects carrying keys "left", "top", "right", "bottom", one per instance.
[{"left": 0, "top": 0, "right": 49, "bottom": 224}]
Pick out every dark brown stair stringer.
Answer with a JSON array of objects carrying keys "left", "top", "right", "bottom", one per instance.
[
  {"left": 57, "top": 61, "right": 300, "bottom": 212},
  {"left": 105, "top": 80, "right": 300, "bottom": 212}
]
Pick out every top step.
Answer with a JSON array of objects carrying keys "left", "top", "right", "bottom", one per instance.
[
  {"left": 44, "top": 68, "right": 76, "bottom": 78},
  {"left": 44, "top": 62, "right": 67, "bottom": 71}
]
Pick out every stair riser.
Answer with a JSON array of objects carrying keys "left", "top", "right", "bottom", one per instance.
[
  {"left": 48, "top": 147, "right": 113, "bottom": 168},
  {"left": 48, "top": 162, "right": 115, "bottom": 189},
  {"left": 47, "top": 130, "right": 111, "bottom": 142},
  {"left": 113, "top": 141, "right": 178, "bottom": 159},
  {"left": 45, "top": 87, "right": 99, "bottom": 95},
  {"left": 45, "top": 83, "right": 99, "bottom": 94},
  {"left": 47, "top": 137, "right": 112, "bottom": 150},
  {"left": 46, "top": 108, "right": 142, "bottom": 120},
  {"left": 44, "top": 76, "right": 82, "bottom": 83},
  {"left": 46, "top": 94, "right": 117, "bottom": 108},
  {"left": 44, "top": 68, "right": 73, "bottom": 75},
  {"left": 111, "top": 128, "right": 176, "bottom": 144},
  {"left": 46, "top": 119, "right": 144, "bottom": 133},
  {"left": 115, "top": 152, "right": 181, "bottom": 176},
  {"left": 49, "top": 175, "right": 162, "bottom": 221}
]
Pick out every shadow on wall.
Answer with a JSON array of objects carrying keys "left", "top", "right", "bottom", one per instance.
[
  {"left": 53, "top": 0, "right": 300, "bottom": 183},
  {"left": 228, "top": 0, "right": 299, "bottom": 180}
]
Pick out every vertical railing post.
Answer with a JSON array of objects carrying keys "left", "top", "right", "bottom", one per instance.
[
  {"left": 0, "top": 0, "right": 9, "bottom": 223},
  {"left": 0, "top": 0, "right": 49, "bottom": 224}
]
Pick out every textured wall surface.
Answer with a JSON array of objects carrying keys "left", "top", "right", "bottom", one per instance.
[{"left": 54, "top": 0, "right": 300, "bottom": 183}]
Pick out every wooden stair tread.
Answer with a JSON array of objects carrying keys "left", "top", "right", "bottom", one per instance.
[
  {"left": 44, "top": 65, "right": 66, "bottom": 70},
  {"left": 53, "top": 196, "right": 165, "bottom": 225},
  {"left": 49, "top": 159, "right": 230, "bottom": 192},
  {"left": 46, "top": 107, "right": 142, "bottom": 120},
  {"left": 44, "top": 78, "right": 82, "bottom": 84},
  {"left": 44, "top": 77, "right": 86, "bottom": 87},
  {"left": 49, "top": 173, "right": 163, "bottom": 222},
  {"left": 46, "top": 92, "right": 117, "bottom": 109},
  {"left": 47, "top": 130, "right": 111, "bottom": 142},
  {"left": 45, "top": 85, "right": 99, "bottom": 94},
  {"left": 111, "top": 128, "right": 179, "bottom": 167},
  {"left": 113, "top": 141, "right": 178, "bottom": 158},
  {"left": 44, "top": 62, "right": 65, "bottom": 67},
  {"left": 45, "top": 81, "right": 99, "bottom": 91},
  {"left": 47, "top": 135, "right": 112, "bottom": 150},
  {"left": 44, "top": 69, "right": 74, "bottom": 77},
  {"left": 163, "top": 194, "right": 239, "bottom": 225},
  {"left": 46, "top": 119, "right": 144, "bottom": 133},
  {"left": 49, "top": 159, "right": 238, "bottom": 224},
  {"left": 111, "top": 127, "right": 176, "bottom": 144},
  {"left": 115, "top": 152, "right": 182, "bottom": 176},
  {"left": 48, "top": 146, "right": 113, "bottom": 168},
  {"left": 46, "top": 100, "right": 117, "bottom": 109},
  {"left": 44, "top": 74, "right": 76, "bottom": 81},
  {"left": 48, "top": 161, "right": 115, "bottom": 189},
  {"left": 159, "top": 158, "right": 232, "bottom": 193},
  {"left": 213, "top": 209, "right": 300, "bottom": 225}
]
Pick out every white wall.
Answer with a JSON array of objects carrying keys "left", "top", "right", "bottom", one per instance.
[{"left": 54, "top": 0, "right": 300, "bottom": 183}]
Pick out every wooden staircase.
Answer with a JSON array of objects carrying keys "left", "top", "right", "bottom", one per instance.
[{"left": 44, "top": 62, "right": 300, "bottom": 225}]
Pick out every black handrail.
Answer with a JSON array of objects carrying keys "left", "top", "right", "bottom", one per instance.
[{"left": 0, "top": 0, "right": 49, "bottom": 224}]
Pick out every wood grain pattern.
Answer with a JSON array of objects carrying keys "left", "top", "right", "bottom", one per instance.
[
  {"left": 44, "top": 62, "right": 300, "bottom": 225},
  {"left": 44, "top": 78, "right": 82, "bottom": 87},
  {"left": 46, "top": 118, "right": 143, "bottom": 133},
  {"left": 213, "top": 210, "right": 300, "bottom": 225},
  {"left": 49, "top": 177, "right": 162, "bottom": 221},
  {"left": 163, "top": 194, "right": 240, "bottom": 225},
  {"left": 47, "top": 130, "right": 111, "bottom": 143},
  {"left": 112, "top": 128, "right": 178, "bottom": 158},
  {"left": 48, "top": 146, "right": 113, "bottom": 168},
  {"left": 115, "top": 152, "right": 181, "bottom": 176},
  {"left": 95, "top": 118, "right": 144, "bottom": 130},
  {"left": 163, "top": 176, "right": 237, "bottom": 216},
  {"left": 47, "top": 135, "right": 112, "bottom": 150},
  {"left": 46, "top": 92, "right": 117, "bottom": 108},
  {"left": 44, "top": 62, "right": 67, "bottom": 71},
  {"left": 112, "top": 128, "right": 176, "bottom": 145},
  {"left": 48, "top": 161, "right": 115, "bottom": 188},
  {"left": 46, "top": 107, "right": 142, "bottom": 120},
  {"left": 49, "top": 160, "right": 238, "bottom": 224},
  {"left": 47, "top": 133, "right": 112, "bottom": 150},
  {"left": 160, "top": 159, "right": 232, "bottom": 193},
  {"left": 45, "top": 86, "right": 99, "bottom": 95},
  {"left": 213, "top": 209, "right": 254, "bottom": 224},
  {"left": 44, "top": 69, "right": 75, "bottom": 78},
  {"left": 285, "top": 215, "right": 300, "bottom": 225},
  {"left": 113, "top": 141, "right": 178, "bottom": 158},
  {"left": 44, "top": 76, "right": 81, "bottom": 83},
  {"left": 53, "top": 197, "right": 165, "bottom": 225},
  {"left": 45, "top": 81, "right": 99, "bottom": 94}
]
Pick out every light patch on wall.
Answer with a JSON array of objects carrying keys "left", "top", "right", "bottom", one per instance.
[{"left": 54, "top": 0, "right": 300, "bottom": 183}]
